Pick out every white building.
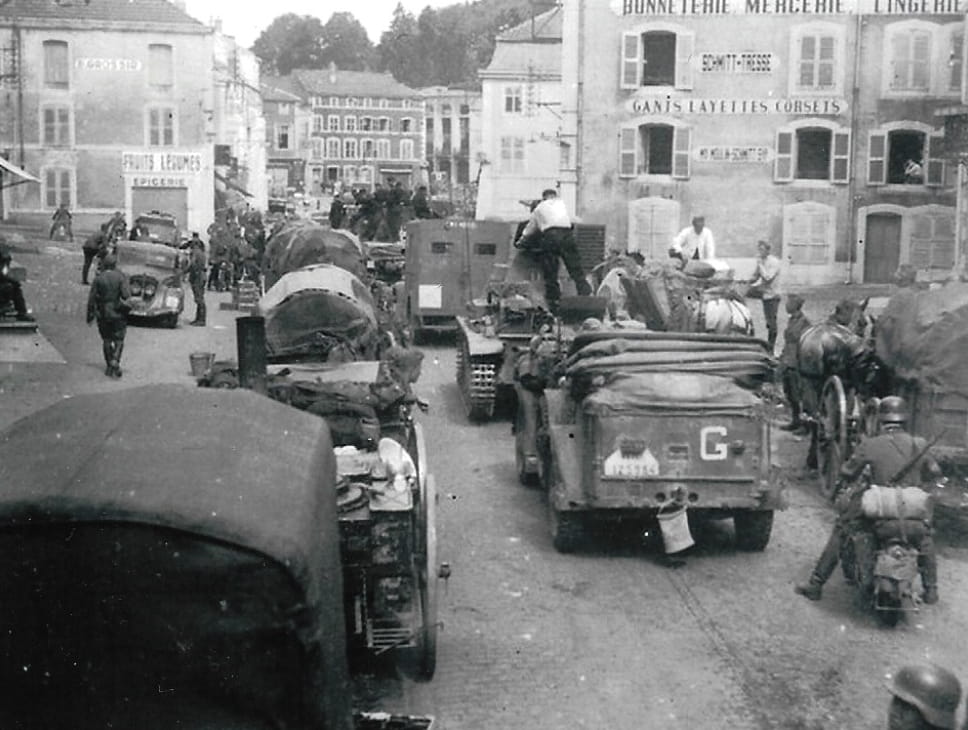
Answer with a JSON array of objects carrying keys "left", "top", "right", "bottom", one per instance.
[{"left": 476, "top": 9, "right": 568, "bottom": 222}]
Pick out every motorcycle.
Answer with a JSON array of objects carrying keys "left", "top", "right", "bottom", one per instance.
[{"left": 841, "top": 523, "right": 922, "bottom": 627}]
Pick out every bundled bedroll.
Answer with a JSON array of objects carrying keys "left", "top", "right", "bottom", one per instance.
[
  {"left": 259, "top": 263, "right": 380, "bottom": 362},
  {"left": 264, "top": 221, "right": 367, "bottom": 289},
  {"left": 563, "top": 331, "right": 774, "bottom": 392}
]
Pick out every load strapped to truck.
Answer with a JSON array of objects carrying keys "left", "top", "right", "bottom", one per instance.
[
  {"left": 263, "top": 221, "right": 367, "bottom": 290},
  {"left": 875, "top": 281, "right": 968, "bottom": 496},
  {"left": 515, "top": 327, "right": 779, "bottom": 554},
  {"left": 258, "top": 262, "right": 383, "bottom": 363}
]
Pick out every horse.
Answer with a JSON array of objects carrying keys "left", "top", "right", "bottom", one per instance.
[{"left": 796, "top": 297, "right": 886, "bottom": 472}]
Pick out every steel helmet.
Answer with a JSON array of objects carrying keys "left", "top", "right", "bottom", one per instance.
[
  {"left": 879, "top": 396, "right": 908, "bottom": 425},
  {"left": 888, "top": 664, "right": 962, "bottom": 729}
]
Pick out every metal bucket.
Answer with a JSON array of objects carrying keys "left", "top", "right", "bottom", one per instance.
[
  {"left": 657, "top": 502, "right": 694, "bottom": 554},
  {"left": 189, "top": 351, "right": 215, "bottom": 378}
]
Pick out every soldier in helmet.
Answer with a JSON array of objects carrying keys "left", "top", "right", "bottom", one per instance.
[
  {"left": 795, "top": 395, "right": 943, "bottom": 605},
  {"left": 887, "top": 664, "right": 964, "bottom": 730}
]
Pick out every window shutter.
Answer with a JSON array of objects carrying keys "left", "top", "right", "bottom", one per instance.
[
  {"left": 675, "top": 31, "right": 694, "bottom": 90},
  {"left": 926, "top": 132, "right": 945, "bottom": 186},
  {"left": 621, "top": 32, "right": 640, "bottom": 89},
  {"left": 619, "top": 127, "right": 637, "bottom": 177},
  {"left": 672, "top": 126, "right": 691, "bottom": 179},
  {"left": 774, "top": 130, "right": 793, "bottom": 182},
  {"left": 868, "top": 132, "right": 886, "bottom": 185},
  {"left": 831, "top": 130, "right": 850, "bottom": 183}
]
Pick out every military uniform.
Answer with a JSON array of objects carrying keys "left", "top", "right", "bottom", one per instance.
[
  {"left": 186, "top": 238, "right": 207, "bottom": 326},
  {"left": 799, "top": 427, "right": 942, "bottom": 601},
  {"left": 87, "top": 264, "right": 130, "bottom": 377},
  {"left": 779, "top": 305, "right": 811, "bottom": 429}
]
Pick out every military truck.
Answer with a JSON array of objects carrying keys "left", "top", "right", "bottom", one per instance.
[{"left": 521, "top": 329, "right": 781, "bottom": 553}]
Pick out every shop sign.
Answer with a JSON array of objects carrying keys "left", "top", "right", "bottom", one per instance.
[
  {"left": 694, "top": 145, "right": 773, "bottom": 162},
  {"left": 612, "top": 0, "right": 962, "bottom": 14},
  {"left": 122, "top": 151, "right": 204, "bottom": 175},
  {"left": 74, "top": 58, "right": 143, "bottom": 72},
  {"left": 130, "top": 176, "right": 189, "bottom": 188},
  {"left": 699, "top": 52, "right": 776, "bottom": 73},
  {"left": 626, "top": 96, "right": 847, "bottom": 115}
]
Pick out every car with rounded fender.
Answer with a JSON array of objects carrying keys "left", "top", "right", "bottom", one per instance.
[{"left": 114, "top": 238, "right": 185, "bottom": 327}]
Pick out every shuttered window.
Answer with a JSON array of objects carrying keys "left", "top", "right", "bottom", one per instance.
[
  {"left": 43, "top": 41, "right": 69, "bottom": 88},
  {"left": 44, "top": 168, "right": 72, "bottom": 208},
  {"left": 868, "top": 133, "right": 887, "bottom": 185},
  {"left": 626, "top": 197, "right": 680, "bottom": 258},
  {"left": 890, "top": 29, "right": 931, "bottom": 91},
  {"left": 784, "top": 203, "right": 833, "bottom": 265},
  {"left": 774, "top": 131, "right": 794, "bottom": 182},
  {"left": 617, "top": 124, "right": 691, "bottom": 179},
  {"left": 910, "top": 212, "right": 955, "bottom": 269},
  {"left": 148, "top": 44, "right": 173, "bottom": 90},
  {"left": 618, "top": 28, "right": 694, "bottom": 90},
  {"left": 925, "top": 132, "right": 945, "bottom": 186}
]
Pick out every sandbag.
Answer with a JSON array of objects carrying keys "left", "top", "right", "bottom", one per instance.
[{"left": 861, "top": 485, "right": 933, "bottom": 521}]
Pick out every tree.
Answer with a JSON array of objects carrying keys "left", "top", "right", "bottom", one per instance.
[
  {"left": 319, "top": 12, "right": 376, "bottom": 71},
  {"left": 252, "top": 14, "right": 327, "bottom": 75},
  {"left": 378, "top": 4, "right": 425, "bottom": 87}
]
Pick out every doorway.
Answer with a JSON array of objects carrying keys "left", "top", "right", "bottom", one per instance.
[{"left": 864, "top": 212, "right": 902, "bottom": 283}]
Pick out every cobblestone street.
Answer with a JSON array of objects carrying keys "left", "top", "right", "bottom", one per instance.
[{"left": 4, "top": 234, "right": 968, "bottom": 729}]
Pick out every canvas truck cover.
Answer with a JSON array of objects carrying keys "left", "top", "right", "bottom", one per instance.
[
  {"left": 115, "top": 238, "right": 182, "bottom": 276},
  {"left": 583, "top": 371, "right": 761, "bottom": 414},
  {"left": 264, "top": 222, "right": 367, "bottom": 289},
  {"left": 0, "top": 385, "right": 352, "bottom": 730},
  {"left": 565, "top": 333, "right": 774, "bottom": 391},
  {"left": 876, "top": 282, "right": 968, "bottom": 396},
  {"left": 259, "top": 263, "right": 380, "bottom": 361}
]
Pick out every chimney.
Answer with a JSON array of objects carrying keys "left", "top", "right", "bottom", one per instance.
[
  {"left": 329, "top": 61, "right": 336, "bottom": 84},
  {"left": 212, "top": 17, "right": 223, "bottom": 33}
]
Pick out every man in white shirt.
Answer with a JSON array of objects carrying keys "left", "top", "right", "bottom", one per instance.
[
  {"left": 515, "top": 189, "right": 592, "bottom": 311},
  {"left": 748, "top": 239, "right": 782, "bottom": 350},
  {"left": 670, "top": 216, "right": 716, "bottom": 263}
]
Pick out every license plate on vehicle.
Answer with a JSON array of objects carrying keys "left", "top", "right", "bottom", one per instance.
[{"left": 602, "top": 447, "right": 660, "bottom": 479}]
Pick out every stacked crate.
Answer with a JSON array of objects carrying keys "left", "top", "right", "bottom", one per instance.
[{"left": 233, "top": 281, "right": 260, "bottom": 312}]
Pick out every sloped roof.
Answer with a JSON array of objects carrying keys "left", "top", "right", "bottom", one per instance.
[
  {"left": 497, "top": 8, "right": 561, "bottom": 43},
  {"left": 293, "top": 68, "right": 417, "bottom": 99},
  {"left": 0, "top": 0, "right": 207, "bottom": 30},
  {"left": 262, "top": 76, "right": 303, "bottom": 103},
  {"left": 481, "top": 42, "right": 561, "bottom": 78}
]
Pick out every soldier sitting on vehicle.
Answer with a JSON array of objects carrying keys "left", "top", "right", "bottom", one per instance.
[
  {"left": 0, "top": 248, "right": 33, "bottom": 321},
  {"left": 795, "top": 396, "right": 942, "bottom": 605}
]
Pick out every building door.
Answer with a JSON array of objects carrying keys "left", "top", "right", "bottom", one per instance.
[
  {"left": 864, "top": 212, "right": 902, "bottom": 283},
  {"left": 131, "top": 187, "right": 188, "bottom": 232}
]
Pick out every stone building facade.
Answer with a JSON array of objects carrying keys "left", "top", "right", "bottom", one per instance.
[
  {"left": 418, "top": 85, "right": 482, "bottom": 214},
  {"left": 560, "top": 0, "right": 963, "bottom": 283},
  {"left": 0, "top": 0, "right": 214, "bottom": 234}
]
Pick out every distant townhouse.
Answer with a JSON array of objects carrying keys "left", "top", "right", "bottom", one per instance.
[
  {"left": 291, "top": 67, "right": 424, "bottom": 194},
  {"left": 0, "top": 0, "right": 215, "bottom": 234},
  {"left": 262, "top": 76, "right": 308, "bottom": 200},
  {"left": 477, "top": 8, "right": 565, "bottom": 221},
  {"left": 417, "top": 85, "right": 483, "bottom": 209},
  {"left": 560, "top": 0, "right": 963, "bottom": 284},
  {"left": 212, "top": 25, "right": 267, "bottom": 213}
]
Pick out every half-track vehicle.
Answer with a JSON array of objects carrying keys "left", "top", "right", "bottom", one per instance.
[
  {"left": 524, "top": 329, "right": 780, "bottom": 553},
  {"left": 0, "top": 385, "right": 435, "bottom": 728}
]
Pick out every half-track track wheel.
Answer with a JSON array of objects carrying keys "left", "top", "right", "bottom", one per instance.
[{"left": 456, "top": 335, "right": 496, "bottom": 422}]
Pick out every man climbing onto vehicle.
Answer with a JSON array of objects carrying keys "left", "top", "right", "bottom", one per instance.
[
  {"left": 514, "top": 188, "right": 592, "bottom": 313},
  {"left": 795, "top": 396, "right": 943, "bottom": 605},
  {"left": 0, "top": 248, "right": 33, "bottom": 321}
]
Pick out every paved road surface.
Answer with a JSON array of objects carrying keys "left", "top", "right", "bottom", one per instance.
[{"left": 3, "top": 239, "right": 967, "bottom": 730}]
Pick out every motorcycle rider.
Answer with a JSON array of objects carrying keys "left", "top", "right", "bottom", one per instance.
[
  {"left": 795, "top": 396, "right": 943, "bottom": 605},
  {"left": 49, "top": 203, "right": 73, "bottom": 241}
]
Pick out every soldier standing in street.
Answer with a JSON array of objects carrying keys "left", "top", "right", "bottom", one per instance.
[
  {"left": 86, "top": 253, "right": 130, "bottom": 378},
  {"left": 779, "top": 294, "right": 811, "bottom": 433},
  {"left": 186, "top": 232, "right": 207, "bottom": 326}
]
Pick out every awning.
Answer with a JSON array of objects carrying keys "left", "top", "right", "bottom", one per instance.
[
  {"left": 214, "top": 170, "right": 252, "bottom": 198},
  {"left": 0, "top": 156, "right": 40, "bottom": 187}
]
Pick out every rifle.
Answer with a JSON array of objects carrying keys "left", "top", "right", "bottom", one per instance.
[{"left": 888, "top": 430, "right": 945, "bottom": 487}]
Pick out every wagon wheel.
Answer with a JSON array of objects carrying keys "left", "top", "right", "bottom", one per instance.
[
  {"left": 413, "top": 472, "right": 439, "bottom": 680},
  {"left": 818, "top": 375, "right": 848, "bottom": 500}
]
